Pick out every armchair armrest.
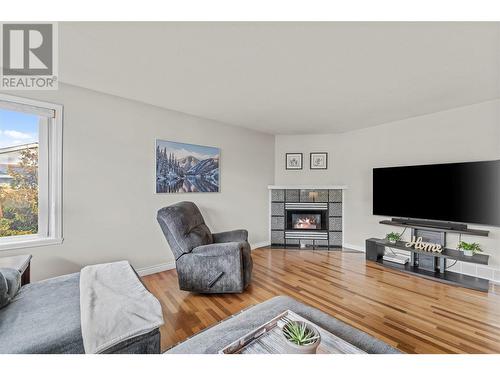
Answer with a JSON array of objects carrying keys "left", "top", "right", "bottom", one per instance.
[
  {"left": 191, "top": 241, "right": 246, "bottom": 256},
  {"left": 177, "top": 241, "right": 248, "bottom": 293},
  {"left": 212, "top": 229, "right": 248, "bottom": 243}
]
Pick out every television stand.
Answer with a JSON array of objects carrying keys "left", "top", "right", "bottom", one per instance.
[{"left": 365, "top": 238, "right": 490, "bottom": 292}]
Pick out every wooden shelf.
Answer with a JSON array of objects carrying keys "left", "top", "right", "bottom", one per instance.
[
  {"left": 366, "top": 238, "right": 490, "bottom": 292},
  {"left": 379, "top": 220, "right": 489, "bottom": 237},
  {"left": 373, "top": 238, "right": 489, "bottom": 265},
  {"left": 374, "top": 258, "right": 489, "bottom": 292}
]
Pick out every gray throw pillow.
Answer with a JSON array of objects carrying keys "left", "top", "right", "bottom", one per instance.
[{"left": 0, "top": 268, "right": 21, "bottom": 309}]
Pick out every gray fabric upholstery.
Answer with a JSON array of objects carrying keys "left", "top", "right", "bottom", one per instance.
[
  {"left": 212, "top": 229, "right": 248, "bottom": 243},
  {"left": 157, "top": 201, "right": 253, "bottom": 293},
  {"left": 0, "top": 268, "right": 21, "bottom": 309},
  {"left": 0, "top": 272, "right": 161, "bottom": 354},
  {"left": 102, "top": 329, "right": 161, "bottom": 354},
  {"left": 166, "top": 295, "right": 401, "bottom": 354},
  {"left": 0, "top": 272, "right": 84, "bottom": 354},
  {"left": 157, "top": 201, "right": 213, "bottom": 260}
]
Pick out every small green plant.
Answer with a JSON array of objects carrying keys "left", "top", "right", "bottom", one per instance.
[
  {"left": 282, "top": 321, "right": 319, "bottom": 346},
  {"left": 386, "top": 232, "right": 401, "bottom": 242},
  {"left": 457, "top": 241, "right": 483, "bottom": 254}
]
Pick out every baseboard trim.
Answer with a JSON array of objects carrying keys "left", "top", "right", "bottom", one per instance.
[
  {"left": 251, "top": 241, "right": 270, "bottom": 250},
  {"left": 136, "top": 260, "right": 176, "bottom": 276},
  {"left": 135, "top": 243, "right": 500, "bottom": 284},
  {"left": 136, "top": 242, "right": 269, "bottom": 276},
  {"left": 343, "top": 243, "right": 365, "bottom": 252}
]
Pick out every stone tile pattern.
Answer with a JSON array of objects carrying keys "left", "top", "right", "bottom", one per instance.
[{"left": 270, "top": 189, "right": 343, "bottom": 248}]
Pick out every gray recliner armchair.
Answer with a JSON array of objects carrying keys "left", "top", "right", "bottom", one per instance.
[{"left": 157, "top": 201, "right": 253, "bottom": 293}]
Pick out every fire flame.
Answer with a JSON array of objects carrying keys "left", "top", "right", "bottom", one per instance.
[{"left": 295, "top": 217, "right": 318, "bottom": 229}]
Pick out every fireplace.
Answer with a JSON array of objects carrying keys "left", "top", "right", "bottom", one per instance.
[
  {"left": 269, "top": 187, "right": 344, "bottom": 248},
  {"left": 286, "top": 210, "right": 327, "bottom": 231}
]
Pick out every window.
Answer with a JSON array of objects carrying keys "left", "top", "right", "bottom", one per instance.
[{"left": 0, "top": 94, "right": 62, "bottom": 250}]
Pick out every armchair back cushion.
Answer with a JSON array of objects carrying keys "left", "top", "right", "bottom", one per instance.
[{"left": 157, "top": 201, "right": 213, "bottom": 260}]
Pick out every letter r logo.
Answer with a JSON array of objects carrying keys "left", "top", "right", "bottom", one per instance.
[{"left": 2, "top": 24, "right": 53, "bottom": 76}]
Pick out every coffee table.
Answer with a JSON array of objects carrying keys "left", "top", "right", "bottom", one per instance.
[
  {"left": 166, "top": 295, "right": 400, "bottom": 354},
  {"left": 220, "top": 310, "right": 365, "bottom": 354}
]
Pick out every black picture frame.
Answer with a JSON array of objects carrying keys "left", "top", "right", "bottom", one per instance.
[
  {"left": 285, "top": 153, "right": 303, "bottom": 170},
  {"left": 310, "top": 152, "right": 328, "bottom": 170}
]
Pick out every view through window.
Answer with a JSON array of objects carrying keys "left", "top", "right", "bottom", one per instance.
[{"left": 0, "top": 109, "right": 39, "bottom": 238}]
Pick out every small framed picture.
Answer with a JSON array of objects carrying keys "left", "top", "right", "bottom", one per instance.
[
  {"left": 310, "top": 152, "right": 328, "bottom": 170},
  {"left": 286, "top": 153, "right": 303, "bottom": 170}
]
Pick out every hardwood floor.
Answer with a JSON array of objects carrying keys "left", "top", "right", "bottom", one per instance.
[{"left": 142, "top": 247, "right": 500, "bottom": 353}]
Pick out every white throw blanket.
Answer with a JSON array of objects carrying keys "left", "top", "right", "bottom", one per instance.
[{"left": 79, "top": 261, "right": 164, "bottom": 354}]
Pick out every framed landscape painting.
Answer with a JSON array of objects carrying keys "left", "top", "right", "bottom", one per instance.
[{"left": 156, "top": 140, "right": 220, "bottom": 193}]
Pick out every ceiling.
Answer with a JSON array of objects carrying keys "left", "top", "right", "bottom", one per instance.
[{"left": 59, "top": 22, "right": 500, "bottom": 135}]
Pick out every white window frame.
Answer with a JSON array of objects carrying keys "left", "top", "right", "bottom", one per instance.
[{"left": 0, "top": 93, "right": 63, "bottom": 251}]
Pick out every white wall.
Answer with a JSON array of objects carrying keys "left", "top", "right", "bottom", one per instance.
[
  {"left": 0, "top": 84, "right": 274, "bottom": 281},
  {"left": 275, "top": 100, "right": 500, "bottom": 281},
  {"left": 1, "top": 85, "right": 498, "bottom": 282}
]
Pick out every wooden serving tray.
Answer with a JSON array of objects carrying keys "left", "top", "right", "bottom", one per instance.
[{"left": 219, "top": 310, "right": 365, "bottom": 354}]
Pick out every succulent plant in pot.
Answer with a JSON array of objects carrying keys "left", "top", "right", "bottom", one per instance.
[
  {"left": 282, "top": 319, "right": 321, "bottom": 354},
  {"left": 386, "top": 232, "right": 401, "bottom": 244},
  {"left": 457, "top": 241, "right": 483, "bottom": 256}
]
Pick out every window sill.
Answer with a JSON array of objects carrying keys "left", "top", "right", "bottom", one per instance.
[{"left": 0, "top": 236, "right": 63, "bottom": 252}]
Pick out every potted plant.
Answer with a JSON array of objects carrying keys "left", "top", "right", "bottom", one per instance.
[
  {"left": 386, "top": 232, "right": 401, "bottom": 244},
  {"left": 457, "top": 241, "right": 483, "bottom": 256},
  {"left": 282, "top": 320, "right": 321, "bottom": 354}
]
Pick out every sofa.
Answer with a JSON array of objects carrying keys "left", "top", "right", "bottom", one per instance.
[
  {"left": 157, "top": 201, "right": 253, "bottom": 293},
  {"left": 0, "top": 269, "right": 161, "bottom": 354}
]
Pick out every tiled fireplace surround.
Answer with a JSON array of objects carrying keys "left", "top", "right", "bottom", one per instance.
[{"left": 269, "top": 186, "right": 346, "bottom": 248}]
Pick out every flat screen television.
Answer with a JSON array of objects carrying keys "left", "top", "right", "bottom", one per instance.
[{"left": 373, "top": 160, "right": 500, "bottom": 227}]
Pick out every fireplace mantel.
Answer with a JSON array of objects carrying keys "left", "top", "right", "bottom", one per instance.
[{"left": 268, "top": 185, "right": 347, "bottom": 190}]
